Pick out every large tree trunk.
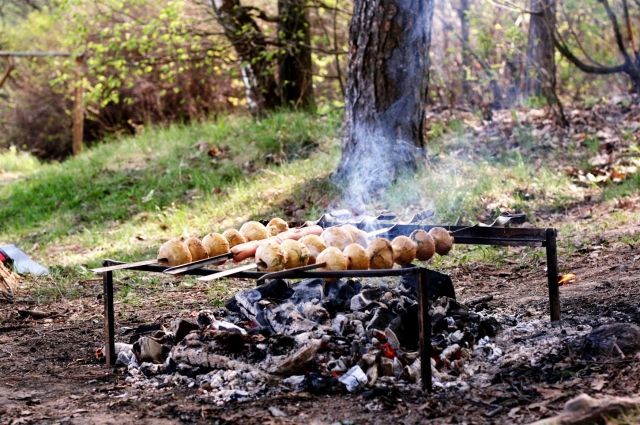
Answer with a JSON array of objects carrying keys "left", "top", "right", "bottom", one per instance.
[
  {"left": 278, "top": 0, "right": 315, "bottom": 110},
  {"left": 337, "top": 0, "right": 435, "bottom": 195},
  {"left": 525, "top": 0, "right": 557, "bottom": 100},
  {"left": 210, "top": 0, "right": 280, "bottom": 116}
]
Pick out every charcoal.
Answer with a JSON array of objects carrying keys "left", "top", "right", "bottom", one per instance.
[
  {"left": 362, "top": 286, "right": 386, "bottom": 301},
  {"left": 264, "top": 302, "right": 318, "bottom": 334},
  {"left": 388, "top": 302, "right": 419, "bottom": 350},
  {"left": 384, "top": 328, "right": 400, "bottom": 350},
  {"left": 350, "top": 293, "right": 372, "bottom": 311},
  {"left": 123, "top": 268, "right": 506, "bottom": 402},
  {"left": 380, "top": 357, "right": 394, "bottom": 376},
  {"left": 298, "top": 302, "right": 330, "bottom": 325},
  {"left": 257, "top": 279, "right": 294, "bottom": 302},
  {"left": 133, "top": 335, "right": 172, "bottom": 364},
  {"left": 290, "top": 279, "right": 323, "bottom": 304},
  {"left": 224, "top": 297, "right": 239, "bottom": 312},
  {"left": 478, "top": 317, "right": 501, "bottom": 338},
  {"left": 403, "top": 358, "right": 420, "bottom": 383},
  {"left": 282, "top": 374, "right": 306, "bottom": 390},
  {"left": 322, "top": 279, "right": 361, "bottom": 314},
  {"left": 366, "top": 364, "right": 378, "bottom": 385},
  {"left": 332, "top": 314, "right": 348, "bottom": 335},
  {"left": 305, "top": 372, "right": 343, "bottom": 394},
  {"left": 171, "top": 319, "right": 200, "bottom": 343},
  {"left": 268, "top": 338, "right": 323, "bottom": 375},
  {"left": 584, "top": 323, "right": 640, "bottom": 357},
  {"left": 399, "top": 268, "right": 456, "bottom": 300},
  {"left": 366, "top": 306, "right": 394, "bottom": 331},
  {"left": 122, "top": 323, "right": 163, "bottom": 344}
]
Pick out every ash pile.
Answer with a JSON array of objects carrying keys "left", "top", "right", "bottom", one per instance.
[{"left": 116, "top": 270, "right": 500, "bottom": 404}]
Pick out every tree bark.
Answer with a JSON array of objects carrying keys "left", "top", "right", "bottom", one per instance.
[
  {"left": 210, "top": 0, "right": 280, "bottom": 116},
  {"left": 457, "top": 0, "right": 471, "bottom": 95},
  {"left": 337, "top": 0, "right": 434, "bottom": 190},
  {"left": 278, "top": 0, "right": 315, "bottom": 110},
  {"left": 526, "top": 0, "right": 567, "bottom": 125},
  {"left": 525, "top": 0, "right": 557, "bottom": 100}
]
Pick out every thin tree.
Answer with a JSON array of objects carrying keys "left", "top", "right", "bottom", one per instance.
[
  {"left": 209, "top": 0, "right": 316, "bottom": 115},
  {"left": 210, "top": 0, "right": 280, "bottom": 115},
  {"left": 457, "top": 0, "right": 471, "bottom": 95},
  {"left": 337, "top": 0, "right": 435, "bottom": 187},
  {"left": 278, "top": 0, "right": 315, "bottom": 110},
  {"left": 525, "top": 0, "right": 567, "bottom": 125}
]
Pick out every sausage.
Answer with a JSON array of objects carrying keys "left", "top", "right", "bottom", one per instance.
[{"left": 231, "top": 225, "right": 323, "bottom": 262}]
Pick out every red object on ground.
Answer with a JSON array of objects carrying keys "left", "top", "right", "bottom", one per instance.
[{"left": 380, "top": 343, "right": 396, "bottom": 359}]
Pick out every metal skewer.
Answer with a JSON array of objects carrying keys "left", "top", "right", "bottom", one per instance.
[
  {"left": 196, "top": 263, "right": 258, "bottom": 281},
  {"left": 91, "top": 259, "right": 159, "bottom": 273},
  {"left": 163, "top": 252, "right": 233, "bottom": 275},
  {"left": 256, "top": 262, "right": 327, "bottom": 283}
]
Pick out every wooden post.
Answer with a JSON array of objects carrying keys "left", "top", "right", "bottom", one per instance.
[{"left": 72, "top": 54, "right": 85, "bottom": 156}]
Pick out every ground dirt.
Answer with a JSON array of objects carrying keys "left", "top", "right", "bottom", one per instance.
[{"left": 1, "top": 201, "right": 639, "bottom": 424}]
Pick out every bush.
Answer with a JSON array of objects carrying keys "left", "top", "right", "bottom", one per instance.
[{"left": 0, "top": 69, "right": 73, "bottom": 159}]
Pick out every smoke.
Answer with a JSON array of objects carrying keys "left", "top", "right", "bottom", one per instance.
[{"left": 335, "top": 123, "right": 426, "bottom": 215}]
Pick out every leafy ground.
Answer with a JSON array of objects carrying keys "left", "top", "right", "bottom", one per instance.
[{"left": 0, "top": 104, "right": 639, "bottom": 424}]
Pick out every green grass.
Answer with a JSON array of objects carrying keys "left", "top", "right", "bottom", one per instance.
[
  {"left": 2, "top": 109, "right": 639, "bottom": 301},
  {"left": 604, "top": 171, "right": 640, "bottom": 200},
  {"left": 0, "top": 146, "right": 41, "bottom": 174},
  {"left": 0, "top": 111, "right": 341, "bottom": 268}
]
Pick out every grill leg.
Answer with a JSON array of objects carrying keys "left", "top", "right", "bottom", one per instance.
[
  {"left": 418, "top": 269, "right": 433, "bottom": 392},
  {"left": 103, "top": 263, "right": 116, "bottom": 367},
  {"left": 546, "top": 229, "right": 560, "bottom": 321}
]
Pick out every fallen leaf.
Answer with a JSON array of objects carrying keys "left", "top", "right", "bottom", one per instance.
[{"left": 558, "top": 273, "right": 577, "bottom": 286}]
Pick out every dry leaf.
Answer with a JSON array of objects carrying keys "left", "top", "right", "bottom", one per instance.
[{"left": 558, "top": 273, "right": 577, "bottom": 286}]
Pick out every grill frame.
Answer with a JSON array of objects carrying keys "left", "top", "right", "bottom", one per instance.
[{"left": 100, "top": 224, "right": 559, "bottom": 392}]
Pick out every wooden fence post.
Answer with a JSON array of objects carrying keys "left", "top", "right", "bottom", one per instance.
[{"left": 72, "top": 54, "right": 85, "bottom": 156}]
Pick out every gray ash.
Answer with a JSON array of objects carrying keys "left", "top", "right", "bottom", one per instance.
[{"left": 119, "top": 272, "right": 499, "bottom": 404}]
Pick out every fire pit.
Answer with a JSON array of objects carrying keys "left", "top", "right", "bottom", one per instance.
[{"left": 99, "top": 215, "right": 559, "bottom": 394}]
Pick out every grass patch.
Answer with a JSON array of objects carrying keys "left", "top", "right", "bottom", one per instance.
[
  {"left": 3, "top": 108, "right": 627, "bottom": 300},
  {"left": 383, "top": 152, "right": 579, "bottom": 225},
  {"left": 0, "top": 111, "right": 341, "bottom": 269},
  {"left": 0, "top": 146, "right": 41, "bottom": 174},
  {"left": 603, "top": 171, "right": 640, "bottom": 200}
]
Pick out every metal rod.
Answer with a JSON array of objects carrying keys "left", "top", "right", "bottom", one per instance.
[
  {"left": 546, "top": 228, "right": 560, "bottom": 321},
  {"left": 91, "top": 258, "right": 157, "bottom": 273},
  {"left": 98, "top": 260, "right": 422, "bottom": 278},
  {"left": 163, "top": 252, "right": 233, "bottom": 275},
  {"left": 197, "top": 263, "right": 258, "bottom": 281},
  {"left": 102, "top": 262, "right": 116, "bottom": 368},
  {"left": 418, "top": 269, "right": 433, "bottom": 392},
  {"left": 256, "top": 262, "right": 327, "bottom": 283}
]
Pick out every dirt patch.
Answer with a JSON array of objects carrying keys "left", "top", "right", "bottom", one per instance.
[{"left": 1, "top": 232, "right": 639, "bottom": 424}]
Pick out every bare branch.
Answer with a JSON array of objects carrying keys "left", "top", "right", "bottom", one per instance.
[
  {"left": 0, "top": 57, "right": 15, "bottom": 89},
  {"left": 559, "top": 1, "right": 610, "bottom": 67},
  {"left": 597, "top": 0, "right": 633, "bottom": 65},
  {"left": 553, "top": 30, "right": 627, "bottom": 75}
]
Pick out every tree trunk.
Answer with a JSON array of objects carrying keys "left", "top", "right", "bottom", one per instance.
[
  {"left": 278, "top": 0, "right": 315, "bottom": 110},
  {"left": 526, "top": 0, "right": 568, "bottom": 125},
  {"left": 457, "top": 0, "right": 471, "bottom": 95},
  {"left": 337, "top": 0, "right": 434, "bottom": 195},
  {"left": 525, "top": 0, "right": 557, "bottom": 100},
  {"left": 210, "top": 0, "right": 280, "bottom": 116}
]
